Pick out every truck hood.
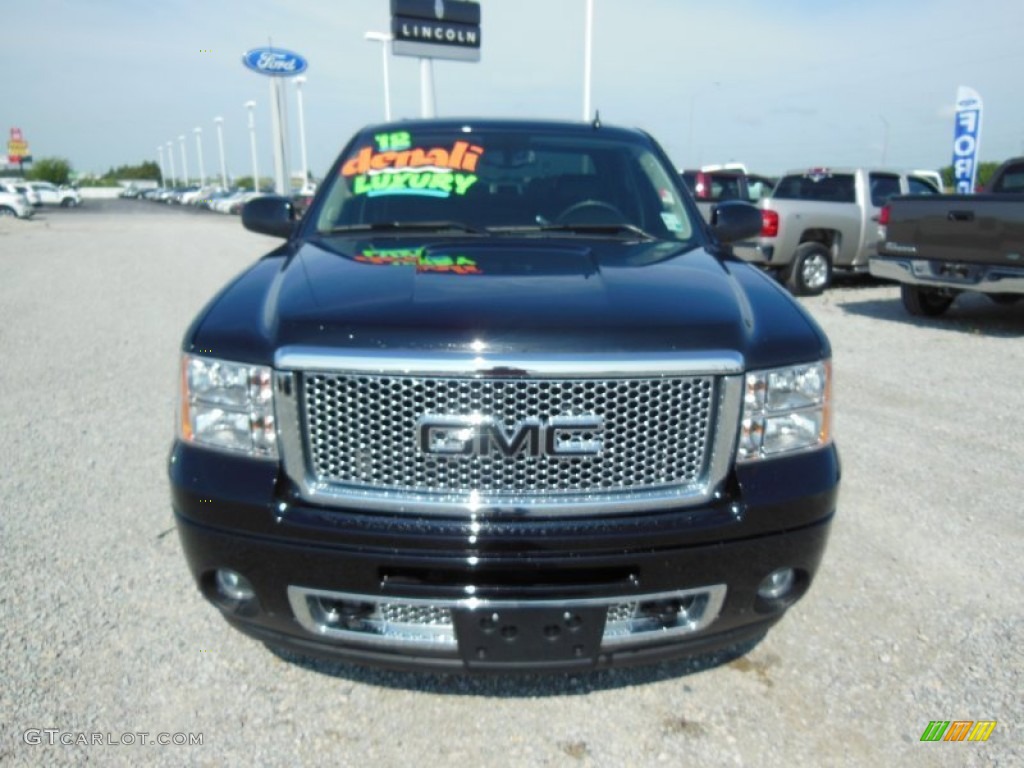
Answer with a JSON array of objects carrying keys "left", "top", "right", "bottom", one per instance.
[{"left": 193, "top": 235, "right": 829, "bottom": 368}]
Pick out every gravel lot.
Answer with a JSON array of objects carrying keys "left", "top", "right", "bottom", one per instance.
[{"left": 1, "top": 201, "right": 1020, "bottom": 766}]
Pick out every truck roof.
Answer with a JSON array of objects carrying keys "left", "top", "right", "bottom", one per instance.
[
  {"left": 354, "top": 117, "right": 653, "bottom": 144},
  {"left": 780, "top": 167, "right": 908, "bottom": 176}
]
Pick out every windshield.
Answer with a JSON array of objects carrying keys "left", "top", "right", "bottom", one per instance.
[{"left": 313, "top": 127, "right": 697, "bottom": 242}]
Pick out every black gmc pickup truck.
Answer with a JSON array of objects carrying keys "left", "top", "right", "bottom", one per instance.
[{"left": 170, "top": 119, "right": 839, "bottom": 673}]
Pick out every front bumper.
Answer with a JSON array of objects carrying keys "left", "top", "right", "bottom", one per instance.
[{"left": 170, "top": 442, "right": 838, "bottom": 673}]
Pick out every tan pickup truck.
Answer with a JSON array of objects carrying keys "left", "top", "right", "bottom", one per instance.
[
  {"left": 871, "top": 157, "right": 1024, "bottom": 316},
  {"left": 733, "top": 168, "right": 940, "bottom": 295}
]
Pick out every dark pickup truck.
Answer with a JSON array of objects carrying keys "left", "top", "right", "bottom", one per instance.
[
  {"left": 169, "top": 119, "right": 839, "bottom": 674},
  {"left": 871, "top": 157, "right": 1024, "bottom": 316}
]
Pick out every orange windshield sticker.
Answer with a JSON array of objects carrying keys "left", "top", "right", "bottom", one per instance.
[
  {"left": 341, "top": 132, "right": 483, "bottom": 198},
  {"left": 354, "top": 247, "right": 483, "bottom": 275}
]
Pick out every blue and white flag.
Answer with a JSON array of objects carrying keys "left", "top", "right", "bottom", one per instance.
[{"left": 951, "top": 86, "right": 983, "bottom": 194}]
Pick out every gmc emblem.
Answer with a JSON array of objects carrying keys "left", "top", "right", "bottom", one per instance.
[{"left": 417, "top": 415, "right": 604, "bottom": 458}]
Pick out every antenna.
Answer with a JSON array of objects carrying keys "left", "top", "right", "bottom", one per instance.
[{"left": 592, "top": 110, "right": 601, "bottom": 129}]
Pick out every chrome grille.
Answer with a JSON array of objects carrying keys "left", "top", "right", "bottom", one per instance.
[{"left": 301, "top": 373, "right": 715, "bottom": 498}]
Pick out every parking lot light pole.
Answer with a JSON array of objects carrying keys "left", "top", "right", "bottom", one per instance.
[
  {"left": 194, "top": 127, "right": 207, "bottom": 187},
  {"left": 156, "top": 145, "right": 166, "bottom": 187},
  {"left": 214, "top": 117, "right": 228, "bottom": 189},
  {"left": 245, "top": 101, "right": 259, "bottom": 192},
  {"left": 364, "top": 32, "right": 393, "bottom": 121},
  {"left": 166, "top": 141, "right": 177, "bottom": 187},
  {"left": 583, "top": 0, "right": 593, "bottom": 121},
  {"left": 294, "top": 76, "right": 310, "bottom": 192},
  {"left": 419, "top": 59, "right": 436, "bottom": 118},
  {"left": 178, "top": 135, "right": 189, "bottom": 186}
]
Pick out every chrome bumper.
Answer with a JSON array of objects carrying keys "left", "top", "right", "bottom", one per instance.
[{"left": 871, "top": 256, "right": 1024, "bottom": 294}]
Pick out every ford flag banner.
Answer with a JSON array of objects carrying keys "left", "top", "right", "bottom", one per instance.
[{"left": 951, "top": 86, "right": 983, "bottom": 194}]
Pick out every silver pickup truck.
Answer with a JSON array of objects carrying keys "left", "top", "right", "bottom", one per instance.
[{"left": 733, "top": 168, "right": 940, "bottom": 295}]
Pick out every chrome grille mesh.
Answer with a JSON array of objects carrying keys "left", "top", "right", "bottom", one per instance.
[
  {"left": 606, "top": 602, "right": 639, "bottom": 624},
  {"left": 301, "top": 373, "right": 715, "bottom": 498},
  {"left": 379, "top": 603, "right": 451, "bottom": 626}
]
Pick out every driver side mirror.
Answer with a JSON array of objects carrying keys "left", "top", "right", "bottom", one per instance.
[
  {"left": 242, "top": 196, "right": 296, "bottom": 238},
  {"left": 710, "top": 200, "right": 762, "bottom": 244}
]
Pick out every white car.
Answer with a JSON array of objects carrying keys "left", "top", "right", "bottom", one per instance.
[
  {"left": 0, "top": 189, "right": 34, "bottom": 218},
  {"left": 28, "top": 181, "right": 80, "bottom": 207},
  {"left": 0, "top": 181, "right": 41, "bottom": 206}
]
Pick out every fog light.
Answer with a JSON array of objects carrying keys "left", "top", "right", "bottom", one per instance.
[
  {"left": 215, "top": 569, "right": 255, "bottom": 601},
  {"left": 758, "top": 568, "right": 795, "bottom": 600},
  {"left": 318, "top": 598, "right": 376, "bottom": 630},
  {"left": 637, "top": 597, "right": 697, "bottom": 628}
]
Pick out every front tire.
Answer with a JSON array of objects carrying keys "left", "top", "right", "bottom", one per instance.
[
  {"left": 785, "top": 243, "right": 832, "bottom": 296},
  {"left": 0, "top": 206, "right": 15, "bottom": 217},
  {"left": 901, "top": 285, "right": 956, "bottom": 317}
]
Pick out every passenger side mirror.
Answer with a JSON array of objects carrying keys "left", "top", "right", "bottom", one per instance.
[
  {"left": 710, "top": 200, "right": 762, "bottom": 244},
  {"left": 242, "top": 196, "right": 296, "bottom": 238}
]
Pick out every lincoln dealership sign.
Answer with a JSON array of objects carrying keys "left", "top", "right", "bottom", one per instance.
[
  {"left": 391, "top": 0, "right": 481, "bottom": 61},
  {"left": 241, "top": 47, "right": 308, "bottom": 77}
]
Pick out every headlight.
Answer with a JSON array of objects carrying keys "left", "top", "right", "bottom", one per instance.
[
  {"left": 738, "top": 361, "right": 831, "bottom": 462},
  {"left": 178, "top": 354, "right": 277, "bottom": 458}
]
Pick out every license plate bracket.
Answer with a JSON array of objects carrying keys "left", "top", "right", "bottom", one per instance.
[{"left": 452, "top": 605, "right": 607, "bottom": 667}]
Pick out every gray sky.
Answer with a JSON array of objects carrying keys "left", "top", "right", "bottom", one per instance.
[{"left": 4, "top": 0, "right": 1024, "bottom": 180}]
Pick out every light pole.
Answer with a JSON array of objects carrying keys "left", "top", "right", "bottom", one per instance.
[
  {"left": 419, "top": 59, "right": 436, "bottom": 118},
  {"left": 294, "top": 76, "right": 310, "bottom": 191},
  {"left": 245, "top": 101, "right": 259, "bottom": 191},
  {"left": 166, "top": 141, "right": 177, "bottom": 187},
  {"left": 194, "top": 127, "right": 207, "bottom": 187},
  {"left": 178, "top": 135, "right": 189, "bottom": 186},
  {"left": 156, "top": 145, "right": 166, "bottom": 187},
  {"left": 364, "top": 32, "right": 393, "bottom": 121},
  {"left": 582, "top": 0, "right": 594, "bottom": 121},
  {"left": 214, "top": 117, "right": 228, "bottom": 189}
]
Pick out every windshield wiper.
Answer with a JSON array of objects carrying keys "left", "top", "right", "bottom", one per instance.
[
  {"left": 321, "top": 221, "right": 485, "bottom": 234},
  {"left": 487, "top": 223, "right": 658, "bottom": 241}
]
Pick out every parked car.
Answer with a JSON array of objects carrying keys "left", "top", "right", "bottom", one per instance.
[
  {"left": 680, "top": 165, "right": 777, "bottom": 222},
  {"left": 871, "top": 156, "right": 1024, "bottom": 316},
  {"left": 732, "top": 168, "right": 941, "bottom": 295},
  {"left": 28, "top": 181, "right": 80, "bottom": 207},
  {"left": 197, "top": 189, "right": 230, "bottom": 210},
  {"left": 1, "top": 181, "right": 41, "bottom": 206},
  {"left": 170, "top": 117, "right": 838, "bottom": 674},
  {"left": 181, "top": 186, "right": 222, "bottom": 206},
  {"left": 0, "top": 188, "right": 34, "bottom": 218},
  {"left": 209, "top": 190, "right": 246, "bottom": 213},
  {"left": 228, "top": 191, "right": 265, "bottom": 215},
  {"left": 167, "top": 186, "right": 198, "bottom": 204}
]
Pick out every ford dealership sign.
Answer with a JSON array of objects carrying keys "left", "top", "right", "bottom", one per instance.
[{"left": 242, "top": 47, "right": 308, "bottom": 77}]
